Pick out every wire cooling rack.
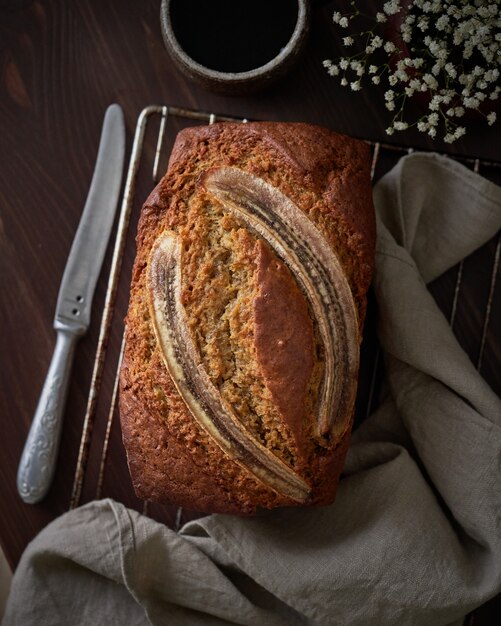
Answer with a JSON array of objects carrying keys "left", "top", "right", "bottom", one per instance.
[{"left": 68, "top": 103, "right": 501, "bottom": 526}]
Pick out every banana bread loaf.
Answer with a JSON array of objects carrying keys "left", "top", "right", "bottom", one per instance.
[{"left": 119, "top": 122, "right": 375, "bottom": 515}]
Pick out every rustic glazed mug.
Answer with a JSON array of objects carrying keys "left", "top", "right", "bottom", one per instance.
[{"left": 160, "top": 0, "right": 310, "bottom": 95}]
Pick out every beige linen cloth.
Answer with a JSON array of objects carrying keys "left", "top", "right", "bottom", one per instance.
[{"left": 4, "top": 153, "right": 501, "bottom": 626}]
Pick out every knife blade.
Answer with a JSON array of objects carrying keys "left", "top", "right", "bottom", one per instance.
[{"left": 17, "top": 103, "right": 126, "bottom": 504}]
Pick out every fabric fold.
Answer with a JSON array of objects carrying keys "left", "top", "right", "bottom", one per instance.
[{"left": 374, "top": 153, "right": 501, "bottom": 282}]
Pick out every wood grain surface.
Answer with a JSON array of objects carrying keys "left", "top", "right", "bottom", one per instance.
[{"left": 0, "top": 1, "right": 500, "bottom": 623}]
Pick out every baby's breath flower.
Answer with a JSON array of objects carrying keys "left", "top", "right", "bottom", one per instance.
[
  {"left": 350, "top": 60, "right": 363, "bottom": 74},
  {"left": 428, "top": 113, "right": 439, "bottom": 126},
  {"left": 464, "top": 96, "right": 480, "bottom": 109},
  {"left": 417, "top": 17, "right": 429, "bottom": 31},
  {"left": 463, "top": 44, "right": 474, "bottom": 59},
  {"left": 428, "top": 40, "right": 440, "bottom": 56},
  {"left": 436, "top": 14, "right": 449, "bottom": 30},
  {"left": 444, "top": 63, "right": 456, "bottom": 79},
  {"left": 484, "top": 69, "right": 499, "bottom": 83},
  {"left": 429, "top": 95, "right": 442, "bottom": 111},
  {"left": 431, "top": 62, "right": 442, "bottom": 76},
  {"left": 324, "top": 0, "right": 500, "bottom": 142},
  {"left": 401, "top": 24, "right": 412, "bottom": 43},
  {"left": 490, "top": 86, "right": 501, "bottom": 100},
  {"left": 423, "top": 74, "right": 438, "bottom": 89},
  {"left": 383, "top": 1, "right": 401, "bottom": 16}
]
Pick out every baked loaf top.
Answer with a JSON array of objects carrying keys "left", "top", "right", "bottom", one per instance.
[{"left": 119, "top": 122, "right": 375, "bottom": 515}]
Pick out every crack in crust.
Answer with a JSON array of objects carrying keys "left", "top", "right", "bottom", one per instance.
[{"left": 202, "top": 167, "right": 360, "bottom": 438}]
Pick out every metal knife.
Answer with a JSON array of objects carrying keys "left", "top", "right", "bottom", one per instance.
[{"left": 17, "top": 104, "right": 126, "bottom": 504}]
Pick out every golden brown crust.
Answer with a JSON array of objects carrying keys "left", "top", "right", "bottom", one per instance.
[{"left": 119, "top": 121, "right": 375, "bottom": 514}]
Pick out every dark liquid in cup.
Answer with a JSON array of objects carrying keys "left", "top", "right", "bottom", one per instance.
[{"left": 170, "top": 0, "right": 299, "bottom": 73}]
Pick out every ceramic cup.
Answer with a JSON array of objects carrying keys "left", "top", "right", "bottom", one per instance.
[{"left": 160, "top": 0, "right": 310, "bottom": 95}]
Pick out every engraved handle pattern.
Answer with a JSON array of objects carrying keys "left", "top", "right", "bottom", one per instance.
[{"left": 17, "top": 329, "right": 78, "bottom": 504}]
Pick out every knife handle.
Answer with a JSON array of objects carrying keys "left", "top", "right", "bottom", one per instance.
[{"left": 17, "top": 327, "right": 79, "bottom": 504}]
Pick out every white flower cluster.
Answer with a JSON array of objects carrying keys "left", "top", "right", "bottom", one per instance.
[{"left": 324, "top": 0, "right": 500, "bottom": 142}]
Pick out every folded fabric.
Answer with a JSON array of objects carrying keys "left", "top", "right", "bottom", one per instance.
[{"left": 4, "top": 153, "right": 501, "bottom": 626}]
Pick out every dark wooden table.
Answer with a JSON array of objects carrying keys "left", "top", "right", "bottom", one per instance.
[{"left": 1, "top": 1, "right": 500, "bottom": 623}]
